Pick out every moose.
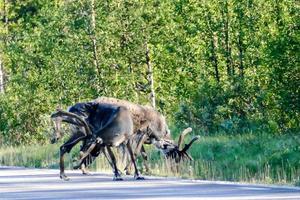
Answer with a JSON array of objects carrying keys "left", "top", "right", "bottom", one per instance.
[
  {"left": 94, "top": 97, "right": 199, "bottom": 172},
  {"left": 50, "top": 97, "right": 199, "bottom": 180},
  {"left": 51, "top": 102, "right": 144, "bottom": 181}
]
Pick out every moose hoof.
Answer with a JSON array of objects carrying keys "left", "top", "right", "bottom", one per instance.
[
  {"left": 82, "top": 171, "right": 91, "bottom": 175},
  {"left": 134, "top": 176, "right": 145, "bottom": 180},
  {"left": 60, "top": 174, "right": 70, "bottom": 181},
  {"left": 113, "top": 177, "right": 123, "bottom": 181}
]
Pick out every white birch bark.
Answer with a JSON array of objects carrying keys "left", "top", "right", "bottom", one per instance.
[
  {"left": 145, "top": 43, "right": 156, "bottom": 108},
  {"left": 0, "top": 57, "right": 4, "bottom": 94},
  {"left": 91, "top": 0, "right": 100, "bottom": 76}
]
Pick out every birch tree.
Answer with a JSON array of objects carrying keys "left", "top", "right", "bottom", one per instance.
[{"left": 0, "top": 57, "right": 4, "bottom": 94}]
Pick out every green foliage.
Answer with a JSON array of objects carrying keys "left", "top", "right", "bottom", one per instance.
[{"left": 0, "top": 0, "right": 299, "bottom": 145}]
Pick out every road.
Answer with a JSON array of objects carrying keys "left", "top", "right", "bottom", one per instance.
[{"left": 0, "top": 167, "right": 299, "bottom": 200}]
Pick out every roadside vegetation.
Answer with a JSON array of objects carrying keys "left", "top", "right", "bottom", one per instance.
[{"left": 1, "top": 131, "right": 299, "bottom": 186}]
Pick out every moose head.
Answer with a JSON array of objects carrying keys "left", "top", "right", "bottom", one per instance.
[
  {"left": 50, "top": 108, "right": 92, "bottom": 144},
  {"left": 152, "top": 127, "right": 200, "bottom": 163}
]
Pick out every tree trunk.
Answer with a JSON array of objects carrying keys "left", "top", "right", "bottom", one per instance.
[
  {"left": 0, "top": 0, "right": 8, "bottom": 94},
  {"left": 238, "top": 27, "right": 244, "bottom": 78},
  {"left": 90, "top": 0, "right": 100, "bottom": 76},
  {"left": 3, "top": 0, "right": 8, "bottom": 32},
  {"left": 237, "top": 10, "right": 244, "bottom": 78},
  {"left": 0, "top": 57, "right": 4, "bottom": 94},
  {"left": 145, "top": 43, "right": 156, "bottom": 108},
  {"left": 224, "top": 0, "right": 232, "bottom": 77},
  {"left": 206, "top": 12, "right": 220, "bottom": 83},
  {"left": 211, "top": 32, "right": 220, "bottom": 83}
]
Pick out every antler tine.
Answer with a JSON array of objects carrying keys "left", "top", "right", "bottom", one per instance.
[
  {"left": 73, "top": 137, "right": 102, "bottom": 169},
  {"left": 181, "top": 135, "right": 200, "bottom": 153},
  {"left": 177, "top": 127, "right": 192, "bottom": 150},
  {"left": 183, "top": 152, "right": 193, "bottom": 161},
  {"left": 51, "top": 110, "right": 93, "bottom": 136}
]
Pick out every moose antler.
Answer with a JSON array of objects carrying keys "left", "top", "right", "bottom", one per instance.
[
  {"left": 181, "top": 135, "right": 200, "bottom": 153},
  {"left": 163, "top": 128, "right": 200, "bottom": 162},
  {"left": 177, "top": 127, "right": 192, "bottom": 150},
  {"left": 179, "top": 135, "right": 200, "bottom": 161},
  {"left": 73, "top": 137, "right": 103, "bottom": 169},
  {"left": 51, "top": 109, "right": 92, "bottom": 136},
  {"left": 51, "top": 109, "right": 105, "bottom": 169}
]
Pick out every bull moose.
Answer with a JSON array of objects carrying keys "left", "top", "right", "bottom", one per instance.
[
  {"left": 51, "top": 102, "right": 144, "bottom": 181},
  {"left": 50, "top": 97, "right": 199, "bottom": 180},
  {"left": 94, "top": 97, "right": 199, "bottom": 171}
]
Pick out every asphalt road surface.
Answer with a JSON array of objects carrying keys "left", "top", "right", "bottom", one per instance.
[{"left": 0, "top": 167, "right": 299, "bottom": 200}]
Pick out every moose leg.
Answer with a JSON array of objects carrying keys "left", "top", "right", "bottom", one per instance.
[
  {"left": 134, "top": 134, "right": 149, "bottom": 174},
  {"left": 79, "top": 140, "right": 89, "bottom": 175},
  {"left": 59, "top": 146, "right": 69, "bottom": 181},
  {"left": 59, "top": 133, "right": 85, "bottom": 180},
  {"left": 104, "top": 147, "right": 123, "bottom": 176},
  {"left": 124, "top": 133, "right": 148, "bottom": 175},
  {"left": 125, "top": 146, "right": 150, "bottom": 174},
  {"left": 140, "top": 146, "right": 150, "bottom": 174},
  {"left": 78, "top": 144, "right": 104, "bottom": 175},
  {"left": 73, "top": 137, "right": 103, "bottom": 170},
  {"left": 124, "top": 159, "right": 132, "bottom": 175},
  {"left": 123, "top": 148, "right": 132, "bottom": 175},
  {"left": 106, "top": 146, "right": 123, "bottom": 181},
  {"left": 80, "top": 151, "right": 90, "bottom": 175},
  {"left": 126, "top": 142, "right": 144, "bottom": 180}
]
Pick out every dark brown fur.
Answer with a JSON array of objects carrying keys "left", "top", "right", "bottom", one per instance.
[{"left": 51, "top": 104, "right": 144, "bottom": 181}]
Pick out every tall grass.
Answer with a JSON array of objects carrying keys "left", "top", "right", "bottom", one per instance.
[
  {"left": 0, "top": 133, "right": 299, "bottom": 186},
  {"left": 0, "top": 143, "right": 60, "bottom": 168}
]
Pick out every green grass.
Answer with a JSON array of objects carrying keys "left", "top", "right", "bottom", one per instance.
[
  {"left": 0, "top": 133, "right": 299, "bottom": 186},
  {"left": 187, "top": 133, "right": 300, "bottom": 185}
]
